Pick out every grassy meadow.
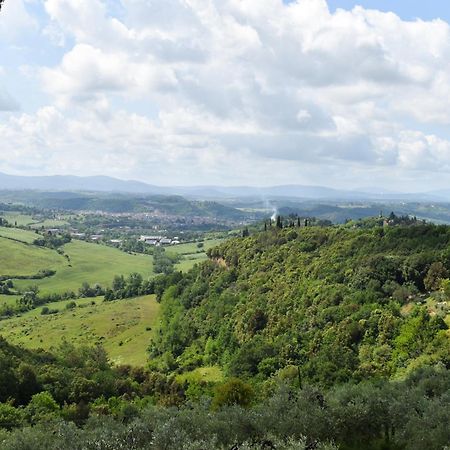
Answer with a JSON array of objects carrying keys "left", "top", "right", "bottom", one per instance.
[
  {"left": 0, "top": 226, "right": 40, "bottom": 243},
  {"left": 170, "top": 238, "right": 224, "bottom": 271},
  {"left": 0, "top": 236, "right": 64, "bottom": 277},
  {"left": 0, "top": 212, "right": 70, "bottom": 228},
  {"left": 13, "top": 240, "right": 154, "bottom": 295},
  {"left": 0, "top": 295, "right": 160, "bottom": 366}
]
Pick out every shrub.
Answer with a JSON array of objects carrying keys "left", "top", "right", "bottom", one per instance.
[
  {"left": 0, "top": 404, "right": 24, "bottom": 430},
  {"left": 212, "top": 378, "right": 254, "bottom": 409}
]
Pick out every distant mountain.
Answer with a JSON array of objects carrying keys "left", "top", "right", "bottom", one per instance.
[
  {"left": 0, "top": 172, "right": 449, "bottom": 202},
  {"left": 0, "top": 172, "right": 163, "bottom": 194}
]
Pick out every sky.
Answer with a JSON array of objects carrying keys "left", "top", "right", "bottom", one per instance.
[{"left": 1, "top": 0, "right": 450, "bottom": 190}]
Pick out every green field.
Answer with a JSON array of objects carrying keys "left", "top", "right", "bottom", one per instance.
[
  {"left": 13, "top": 240, "right": 154, "bottom": 295},
  {"left": 0, "top": 226, "right": 40, "bottom": 244},
  {"left": 0, "top": 294, "right": 20, "bottom": 308},
  {"left": 0, "top": 295, "right": 159, "bottom": 366},
  {"left": 0, "top": 236, "right": 64, "bottom": 277},
  {"left": 168, "top": 239, "right": 224, "bottom": 256},
  {"left": 0, "top": 212, "right": 38, "bottom": 227},
  {"left": 170, "top": 239, "right": 223, "bottom": 272},
  {"left": 0, "top": 211, "right": 70, "bottom": 228},
  {"left": 175, "top": 253, "right": 208, "bottom": 271}
]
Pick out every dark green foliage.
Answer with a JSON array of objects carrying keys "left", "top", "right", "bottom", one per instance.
[
  {"left": 104, "top": 272, "right": 156, "bottom": 301},
  {"left": 152, "top": 224, "right": 450, "bottom": 382},
  {"left": 33, "top": 233, "right": 71, "bottom": 249},
  {"left": 0, "top": 367, "right": 448, "bottom": 449},
  {"left": 153, "top": 247, "right": 178, "bottom": 275},
  {"left": 78, "top": 282, "right": 104, "bottom": 298},
  {"left": 212, "top": 378, "right": 254, "bottom": 409}
]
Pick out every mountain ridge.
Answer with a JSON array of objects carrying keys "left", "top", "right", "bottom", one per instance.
[{"left": 0, "top": 171, "right": 449, "bottom": 201}]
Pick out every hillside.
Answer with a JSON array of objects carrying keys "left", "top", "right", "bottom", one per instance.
[
  {"left": 0, "top": 234, "right": 65, "bottom": 278},
  {"left": 0, "top": 222, "right": 448, "bottom": 449},
  {"left": 151, "top": 223, "right": 450, "bottom": 384},
  {"left": 0, "top": 227, "right": 154, "bottom": 299},
  {"left": 12, "top": 240, "right": 154, "bottom": 295},
  {"left": 0, "top": 191, "right": 251, "bottom": 219},
  {"left": 0, "top": 295, "right": 159, "bottom": 366}
]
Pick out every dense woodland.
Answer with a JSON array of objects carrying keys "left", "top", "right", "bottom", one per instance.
[
  {"left": 151, "top": 223, "right": 449, "bottom": 384},
  {"left": 0, "top": 220, "right": 449, "bottom": 448}
]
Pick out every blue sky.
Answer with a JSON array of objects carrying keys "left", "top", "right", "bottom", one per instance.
[
  {"left": 326, "top": 0, "right": 450, "bottom": 22},
  {"left": 1, "top": 0, "right": 450, "bottom": 190}
]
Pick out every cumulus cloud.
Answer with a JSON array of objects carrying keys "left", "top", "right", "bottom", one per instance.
[{"left": 1, "top": 0, "right": 450, "bottom": 188}]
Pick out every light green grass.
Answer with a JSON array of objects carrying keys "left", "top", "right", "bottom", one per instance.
[
  {"left": 0, "top": 294, "right": 20, "bottom": 308},
  {"left": 30, "top": 218, "right": 69, "bottom": 229},
  {"left": 0, "top": 213, "right": 37, "bottom": 227},
  {"left": 0, "top": 226, "right": 40, "bottom": 244},
  {"left": 176, "top": 366, "right": 224, "bottom": 384},
  {"left": 167, "top": 239, "right": 224, "bottom": 256},
  {"left": 13, "top": 240, "right": 154, "bottom": 295},
  {"left": 0, "top": 212, "right": 70, "bottom": 229},
  {"left": 0, "top": 237, "right": 64, "bottom": 277},
  {"left": 175, "top": 254, "right": 208, "bottom": 272},
  {"left": 171, "top": 239, "right": 224, "bottom": 272},
  {"left": 0, "top": 295, "right": 160, "bottom": 366}
]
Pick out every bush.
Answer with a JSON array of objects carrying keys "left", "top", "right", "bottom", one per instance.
[
  {"left": 25, "top": 392, "right": 59, "bottom": 424},
  {"left": 0, "top": 404, "right": 24, "bottom": 430},
  {"left": 212, "top": 378, "right": 254, "bottom": 409}
]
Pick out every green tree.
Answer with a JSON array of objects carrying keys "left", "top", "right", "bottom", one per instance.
[
  {"left": 25, "top": 392, "right": 59, "bottom": 424},
  {"left": 212, "top": 378, "right": 254, "bottom": 409},
  {"left": 424, "top": 262, "right": 448, "bottom": 291},
  {"left": 0, "top": 404, "right": 23, "bottom": 430}
]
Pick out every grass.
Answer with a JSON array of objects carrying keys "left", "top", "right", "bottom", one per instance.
[
  {"left": 175, "top": 253, "right": 208, "bottom": 272},
  {"left": 0, "top": 213, "right": 37, "bottom": 227},
  {"left": 168, "top": 239, "right": 224, "bottom": 256},
  {"left": 0, "top": 294, "right": 20, "bottom": 308},
  {"left": 0, "top": 226, "right": 40, "bottom": 244},
  {"left": 176, "top": 366, "right": 224, "bottom": 384},
  {"left": 170, "top": 238, "right": 224, "bottom": 272},
  {"left": 0, "top": 236, "right": 64, "bottom": 277},
  {"left": 0, "top": 295, "right": 160, "bottom": 366},
  {"left": 0, "top": 212, "right": 70, "bottom": 228},
  {"left": 30, "top": 218, "right": 69, "bottom": 229},
  {"left": 13, "top": 240, "right": 154, "bottom": 295}
]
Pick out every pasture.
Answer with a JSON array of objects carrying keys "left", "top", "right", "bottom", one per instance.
[
  {"left": 170, "top": 238, "right": 223, "bottom": 271},
  {"left": 13, "top": 240, "right": 154, "bottom": 295},
  {"left": 0, "top": 236, "right": 64, "bottom": 278},
  {"left": 0, "top": 226, "right": 39, "bottom": 244},
  {"left": 0, "top": 295, "right": 160, "bottom": 366}
]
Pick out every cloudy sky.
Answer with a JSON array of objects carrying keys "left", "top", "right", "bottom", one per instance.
[{"left": 1, "top": 0, "right": 450, "bottom": 190}]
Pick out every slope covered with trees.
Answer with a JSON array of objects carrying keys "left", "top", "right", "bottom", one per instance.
[{"left": 151, "top": 223, "right": 449, "bottom": 384}]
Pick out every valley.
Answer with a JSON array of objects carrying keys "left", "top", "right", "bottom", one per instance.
[{"left": 0, "top": 197, "right": 448, "bottom": 449}]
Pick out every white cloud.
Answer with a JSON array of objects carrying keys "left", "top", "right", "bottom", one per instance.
[
  {"left": 1, "top": 0, "right": 450, "bottom": 188},
  {"left": 0, "top": 0, "right": 38, "bottom": 40}
]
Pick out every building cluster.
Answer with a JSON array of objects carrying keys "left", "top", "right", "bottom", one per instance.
[{"left": 139, "top": 235, "right": 180, "bottom": 246}]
